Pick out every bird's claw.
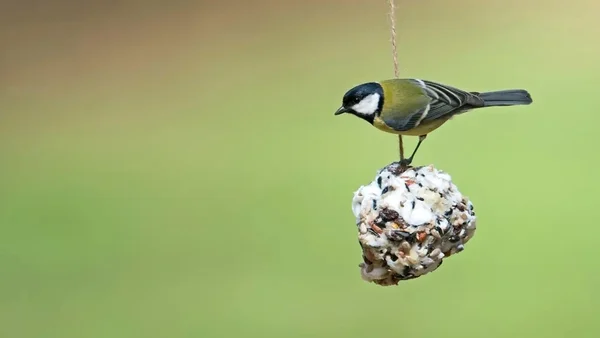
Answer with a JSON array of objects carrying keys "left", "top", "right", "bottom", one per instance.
[{"left": 399, "top": 158, "right": 412, "bottom": 167}]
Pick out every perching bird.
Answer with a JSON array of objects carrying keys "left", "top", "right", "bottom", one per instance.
[{"left": 334, "top": 78, "right": 532, "bottom": 165}]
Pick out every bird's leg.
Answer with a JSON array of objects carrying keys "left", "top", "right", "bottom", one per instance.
[
  {"left": 400, "top": 135, "right": 427, "bottom": 167},
  {"left": 398, "top": 135, "right": 405, "bottom": 161}
]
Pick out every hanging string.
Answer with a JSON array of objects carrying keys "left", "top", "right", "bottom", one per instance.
[
  {"left": 388, "top": 0, "right": 405, "bottom": 161},
  {"left": 388, "top": 0, "right": 400, "bottom": 79}
]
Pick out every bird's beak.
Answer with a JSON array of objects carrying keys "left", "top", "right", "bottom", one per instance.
[{"left": 334, "top": 106, "right": 348, "bottom": 115}]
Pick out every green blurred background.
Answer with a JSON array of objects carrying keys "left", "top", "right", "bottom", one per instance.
[{"left": 1, "top": 0, "right": 599, "bottom": 337}]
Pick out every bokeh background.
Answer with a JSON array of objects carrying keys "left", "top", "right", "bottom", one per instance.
[{"left": 1, "top": 0, "right": 599, "bottom": 337}]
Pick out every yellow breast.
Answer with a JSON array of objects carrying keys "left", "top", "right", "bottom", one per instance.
[{"left": 373, "top": 116, "right": 452, "bottom": 136}]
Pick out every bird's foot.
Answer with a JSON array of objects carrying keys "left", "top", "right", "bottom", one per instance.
[{"left": 399, "top": 158, "right": 412, "bottom": 168}]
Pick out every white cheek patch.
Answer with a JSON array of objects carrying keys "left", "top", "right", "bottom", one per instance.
[{"left": 352, "top": 93, "right": 380, "bottom": 115}]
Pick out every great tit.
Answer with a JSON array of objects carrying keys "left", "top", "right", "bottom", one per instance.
[{"left": 334, "top": 78, "right": 532, "bottom": 165}]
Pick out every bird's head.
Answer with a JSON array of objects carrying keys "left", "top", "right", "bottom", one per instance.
[{"left": 334, "top": 82, "right": 384, "bottom": 124}]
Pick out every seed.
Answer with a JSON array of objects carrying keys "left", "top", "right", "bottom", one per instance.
[
  {"left": 382, "top": 187, "right": 389, "bottom": 194},
  {"left": 430, "top": 248, "right": 441, "bottom": 258},
  {"left": 407, "top": 232, "right": 417, "bottom": 242},
  {"left": 431, "top": 229, "right": 441, "bottom": 239},
  {"left": 359, "top": 223, "right": 368, "bottom": 234},
  {"left": 397, "top": 217, "right": 409, "bottom": 228},
  {"left": 380, "top": 208, "right": 400, "bottom": 221},
  {"left": 401, "top": 241, "right": 411, "bottom": 252},
  {"left": 377, "top": 176, "right": 382, "bottom": 188},
  {"left": 421, "top": 257, "right": 434, "bottom": 266},
  {"left": 371, "top": 224, "right": 384, "bottom": 234},
  {"left": 417, "top": 232, "right": 427, "bottom": 242},
  {"left": 388, "top": 230, "right": 410, "bottom": 241}
]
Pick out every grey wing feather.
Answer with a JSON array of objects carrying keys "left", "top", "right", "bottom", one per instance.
[
  {"left": 418, "top": 80, "right": 484, "bottom": 121},
  {"left": 381, "top": 105, "right": 429, "bottom": 132}
]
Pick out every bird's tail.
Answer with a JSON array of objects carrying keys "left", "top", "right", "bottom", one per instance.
[{"left": 475, "top": 89, "right": 533, "bottom": 107}]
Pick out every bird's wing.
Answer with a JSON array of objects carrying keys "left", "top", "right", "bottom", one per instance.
[
  {"left": 379, "top": 81, "right": 431, "bottom": 131},
  {"left": 416, "top": 80, "right": 483, "bottom": 122},
  {"left": 380, "top": 104, "right": 430, "bottom": 132}
]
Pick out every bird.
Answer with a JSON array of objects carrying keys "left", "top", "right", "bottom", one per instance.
[{"left": 334, "top": 78, "right": 532, "bottom": 166}]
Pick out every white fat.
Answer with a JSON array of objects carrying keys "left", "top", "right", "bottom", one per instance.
[
  {"left": 352, "top": 93, "right": 380, "bottom": 115},
  {"left": 408, "top": 202, "right": 433, "bottom": 225}
]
